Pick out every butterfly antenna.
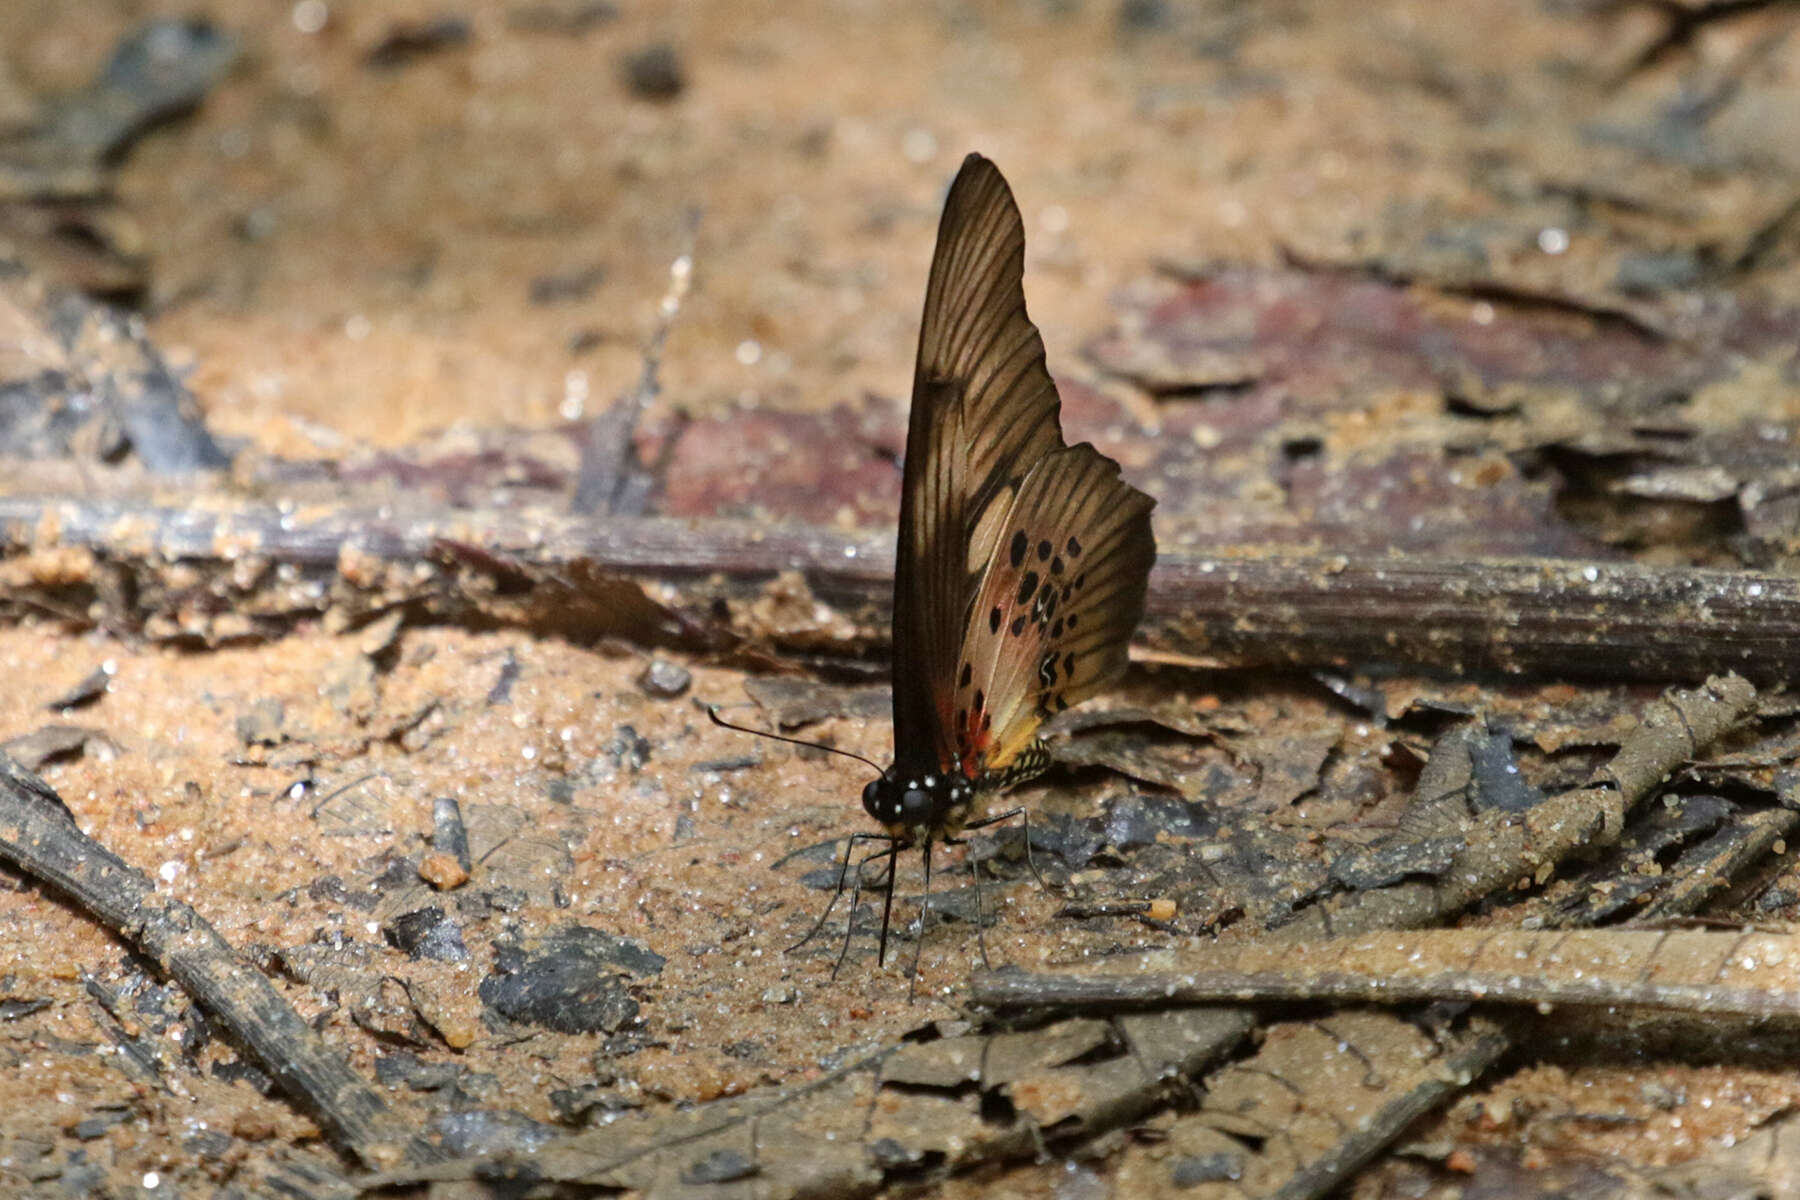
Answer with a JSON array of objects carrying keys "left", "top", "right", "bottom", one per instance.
[{"left": 706, "top": 705, "right": 884, "bottom": 775}]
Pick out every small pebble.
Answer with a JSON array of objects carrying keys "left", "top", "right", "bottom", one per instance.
[
  {"left": 638, "top": 658, "right": 691, "bottom": 699},
  {"left": 235, "top": 697, "right": 286, "bottom": 747},
  {"left": 232, "top": 1112, "right": 277, "bottom": 1141},
  {"left": 1117, "top": 0, "right": 1171, "bottom": 32},
  {"left": 622, "top": 42, "right": 684, "bottom": 100},
  {"left": 682, "top": 1148, "right": 756, "bottom": 1185},
  {"left": 47, "top": 663, "right": 114, "bottom": 711},
  {"left": 760, "top": 985, "right": 797, "bottom": 1005},
  {"left": 1170, "top": 1152, "right": 1242, "bottom": 1186},
  {"left": 419, "top": 851, "right": 470, "bottom": 890},
  {"left": 385, "top": 905, "right": 470, "bottom": 962}
]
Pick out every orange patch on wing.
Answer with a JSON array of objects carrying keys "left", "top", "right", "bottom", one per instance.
[
  {"left": 959, "top": 707, "right": 992, "bottom": 776},
  {"left": 942, "top": 697, "right": 992, "bottom": 777}
]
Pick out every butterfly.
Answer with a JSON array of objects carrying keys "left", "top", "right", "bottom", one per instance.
[{"left": 794, "top": 154, "right": 1157, "bottom": 987}]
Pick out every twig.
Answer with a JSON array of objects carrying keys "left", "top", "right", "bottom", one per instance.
[
  {"left": 0, "top": 752, "right": 429, "bottom": 1170},
  {"left": 971, "top": 927, "right": 1800, "bottom": 1017},
  {"left": 973, "top": 676, "right": 1763, "bottom": 1013},
  {"left": 572, "top": 209, "right": 699, "bottom": 516},
  {"left": 967, "top": 675, "right": 1764, "bottom": 1200},
  {"left": 1283, "top": 673, "right": 1759, "bottom": 937}
]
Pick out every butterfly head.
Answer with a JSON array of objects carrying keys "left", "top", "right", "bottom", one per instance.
[{"left": 862, "top": 767, "right": 972, "bottom": 837}]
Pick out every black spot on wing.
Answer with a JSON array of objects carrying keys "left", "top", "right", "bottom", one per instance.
[{"left": 1010, "top": 530, "right": 1027, "bottom": 567}]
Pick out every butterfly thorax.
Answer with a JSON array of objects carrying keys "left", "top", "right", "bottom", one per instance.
[
  {"left": 862, "top": 766, "right": 975, "bottom": 840},
  {"left": 862, "top": 741, "right": 1054, "bottom": 840}
]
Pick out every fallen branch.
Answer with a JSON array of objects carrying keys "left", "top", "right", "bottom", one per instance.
[
  {"left": 971, "top": 927, "right": 1800, "bottom": 1017},
  {"left": 4, "top": 498, "right": 1799, "bottom": 682}
]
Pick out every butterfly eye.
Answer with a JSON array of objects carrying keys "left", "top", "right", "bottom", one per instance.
[
  {"left": 900, "top": 787, "right": 932, "bottom": 823},
  {"left": 861, "top": 778, "right": 887, "bottom": 819}
]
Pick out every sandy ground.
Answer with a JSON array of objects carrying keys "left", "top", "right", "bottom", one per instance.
[{"left": 4, "top": 1, "right": 1800, "bottom": 1196}]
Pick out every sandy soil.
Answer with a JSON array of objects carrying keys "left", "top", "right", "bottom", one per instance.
[{"left": 4, "top": 1, "right": 1800, "bottom": 1196}]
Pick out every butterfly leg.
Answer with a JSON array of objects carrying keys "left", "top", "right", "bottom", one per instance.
[
  {"left": 956, "top": 805, "right": 1058, "bottom": 970},
  {"left": 907, "top": 838, "right": 935, "bottom": 1002},
  {"left": 941, "top": 833, "right": 993, "bottom": 970},
  {"left": 845, "top": 839, "right": 902, "bottom": 979},
  {"left": 963, "top": 805, "right": 1051, "bottom": 893},
  {"left": 786, "top": 831, "right": 865, "bottom": 953},
  {"left": 788, "top": 831, "right": 892, "bottom": 957},
  {"left": 868, "top": 839, "right": 906, "bottom": 972}
]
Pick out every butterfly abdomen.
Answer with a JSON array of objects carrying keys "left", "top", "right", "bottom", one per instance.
[{"left": 974, "top": 740, "right": 1052, "bottom": 794}]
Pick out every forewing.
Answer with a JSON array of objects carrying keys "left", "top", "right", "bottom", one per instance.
[
  {"left": 950, "top": 444, "right": 1155, "bottom": 775},
  {"left": 892, "top": 154, "right": 1064, "bottom": 768}
]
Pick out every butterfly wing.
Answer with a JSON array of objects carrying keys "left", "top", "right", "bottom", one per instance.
[
  {"left": 893, "top": 153, "right": 1157, "bottom": 782},
  {"left": 951, "top": 445, "right": 1154, "bottom": 776},
  {"left": 891, "top": 154, "right": 1065, "bottom": 771}
]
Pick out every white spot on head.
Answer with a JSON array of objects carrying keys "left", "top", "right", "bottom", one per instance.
[{"left": 291, "top": 1, "right": 328, "bottom": 35}]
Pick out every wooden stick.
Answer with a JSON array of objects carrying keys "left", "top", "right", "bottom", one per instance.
[
  {"left": 971, "top": 928, "right": 1800, "bottom": 1017},
  {"left": 1141, "top": 553, "right": 1798, "bottom": 683},
  {"left": 3, "top": 496, "right": 1797, "bottom": 681},
  {"left": 0, "top": 753, "right": 429, "bottom": 1170}
]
